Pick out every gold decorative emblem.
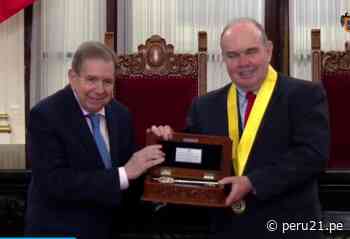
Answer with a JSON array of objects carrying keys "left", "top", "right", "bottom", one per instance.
[
  {"left": 231, "top": 200, "right": 246, "bottom": 214},
  {"left": 340, "top": 12, "right": 350, "bottom": 32},
  {"left": 0, "top": 113, "right": 11, "bottom": 133}
]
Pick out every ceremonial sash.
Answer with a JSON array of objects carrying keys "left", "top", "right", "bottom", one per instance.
[{"left": 227, "top": 65, "right": 278, "bottom": 176}]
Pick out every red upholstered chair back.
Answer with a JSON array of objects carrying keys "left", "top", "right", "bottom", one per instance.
[
  {"left": 311, "top": 29, "right": 350, "bottom": 169},
  {"left": 113, "top": 33, "right": 207, "bottom": 148}
]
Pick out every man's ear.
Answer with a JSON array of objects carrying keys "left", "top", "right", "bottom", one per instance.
[
  {"left": 266, "top": 40, "right": 273, "bottom": 61},
  {"left": 68, "top": 69, "right": 77, "bottom": 84}
]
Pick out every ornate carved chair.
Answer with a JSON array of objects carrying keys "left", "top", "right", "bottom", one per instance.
[
  {"left": 311, "top": 29, "right": 350, "bottom": 219},
  {"left": 114, "top": 32, "right": 207, "bottom": 148},
  {"left": 311, "top": 29, "right": 350, "bottom": 169},
  {"left": 105, "top": 33, "right": 209, "bottom": 238}
]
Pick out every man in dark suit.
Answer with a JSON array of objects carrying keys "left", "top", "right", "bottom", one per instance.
[
  {"left": 151, "top": 18, "right": 329, "bottom": 238},
  {"left": 26, "top": 41, "right": 165, "bottom": 239}
]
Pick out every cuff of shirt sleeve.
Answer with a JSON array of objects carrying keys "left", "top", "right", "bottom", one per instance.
[{"left": 118, "top": 167, "right": 129, "bottom": 190}]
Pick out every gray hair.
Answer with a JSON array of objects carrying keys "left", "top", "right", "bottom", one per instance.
[{"left": 71, "top": 41, "right": 117, "bottom": 74}]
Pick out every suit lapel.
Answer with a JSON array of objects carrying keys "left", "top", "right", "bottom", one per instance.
[
  {"left": 63, "top": 86, "right": 105, "bottom": 168},
  {"left": 254, "top": 75, "right": 283, "bottom": 138},
  {"left": 215, "top": 84, "right": 231, "bottom": 136},
  {"left": 105, "top": 103, "right": 119, "bottom": 169},
  {"left": 243, "top": 76, "right": 283, "bottom": 173},
  {"left": 217, "top": 88, "right": 236, "bottom": 174}
]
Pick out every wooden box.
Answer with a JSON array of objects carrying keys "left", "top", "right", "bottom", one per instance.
[{"left": 143, "top": 132, "right": 232, "bottom": 207}]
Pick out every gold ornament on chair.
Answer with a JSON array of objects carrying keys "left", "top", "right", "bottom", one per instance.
[{"left": 340, "top": 12, "right": 350, "bottom": 32}]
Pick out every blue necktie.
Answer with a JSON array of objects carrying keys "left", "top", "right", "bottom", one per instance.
[{"left": 88, "top": 113, "right": 112, "bottom": 169}]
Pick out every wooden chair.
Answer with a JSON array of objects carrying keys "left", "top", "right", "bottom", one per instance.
[
  {"left": 113, "top": 32, "right": 207, "bottom": 148},
  {"left": 311, "top": 29, "right": 350, "bottom": 169},
  {"left": 105, "top": 32, "right": 210, "bottom": 238},
  {"left": 311, "top": 29, "right": 350, "bottom": 219}
]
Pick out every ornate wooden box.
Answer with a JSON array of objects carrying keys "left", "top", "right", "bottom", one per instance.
[{"left": 143, "top": 132, "right": 232, "bottom": 207}]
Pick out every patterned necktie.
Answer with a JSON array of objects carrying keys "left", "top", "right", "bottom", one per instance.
[
  {"left": 88, "top": 113, "right": 112, "bottom": 169},
  {"left": 244, "top": 91, "right": 256, "bottom": 126}
]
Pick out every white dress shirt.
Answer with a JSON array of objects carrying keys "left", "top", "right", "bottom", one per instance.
[{"left": 73, "top": 90, "right": 129, "bottom": 190}]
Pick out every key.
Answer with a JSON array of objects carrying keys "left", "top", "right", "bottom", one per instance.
[{"left": 153, "top": 176, "right": 219, "bottom": 187}]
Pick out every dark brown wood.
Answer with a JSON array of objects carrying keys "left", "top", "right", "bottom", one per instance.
[
  {"left": 112, "top": 34, "right": 207, "bottom": 147},
  {"left": 143, "top": 132, "right": 232, "bottom": 207},
  {"left": 265, "top": 0, "right": 289, "bottom": 74},
  {"left": 143, "top": 178, "right": 227, "bottom": 207},
  {"left": 106, "top": 0, "right": 117, "bottom": 51},
  {"left": 146, "top": 132, "right": 232, "bottom": 180},
  {"left": 310, "top": 30, "right": 350, "bottom": 227},
  {"left": 311, "top": 29, "right": 321, "bottom": 82},
  {"left": 198, "top": 31, "right": 207, "bottom": 96},
  {"left": 24, "top": 6, "right": 33, "bottom": 128},
  {"left": 104, "top": 32, "right": 114, "bottom": 50},
  {"left": 311, "top": 28, "right": 350, "bottom": 80},
  {"left": 24, "top": 6, "right": 33, "bottom": 169},
  {"left": 114, "top": 33, "right": 207, "bottom": 95}
]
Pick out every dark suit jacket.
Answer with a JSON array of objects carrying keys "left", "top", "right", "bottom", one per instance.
[
  {"left": 25, "top": 86, "right": 138, "bottom": 239},
  {"left": 186, "top": 75, "right": 329, "bottom": 239}
]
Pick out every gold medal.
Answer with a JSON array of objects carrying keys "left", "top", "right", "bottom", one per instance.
[{"left": 231, "top": 200, "right": 246, "bottom": 214}]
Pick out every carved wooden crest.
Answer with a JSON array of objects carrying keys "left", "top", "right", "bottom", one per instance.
[
  {"left": 312, "top": 28, "right": 350, "bottom": 80},
  {"left": 116, "top": 35, "right": 198, "bottom": 76},
  {"left": 322, "top": 43, "right": 350, "bottom": 72}
]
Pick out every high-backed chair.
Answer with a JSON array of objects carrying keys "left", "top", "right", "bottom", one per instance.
[
  {"left": 113, "top": 32, "right": 207, "bottom": 148},
  {"left": 311, "top": 29, "right": 350, "bottom": 169},
  {"left": 104, "top": 32, "right": 210, "bottom": 238},
  {"left": 311, "top": 29, "right": 350, "bottom": 220}
]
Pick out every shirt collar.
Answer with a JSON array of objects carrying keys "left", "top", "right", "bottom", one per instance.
[
  {"left": 72, "top": 88, "right": 106, "bottom": 117},
  {"left": 236, "top": 85, "right": 257, "bottom": 97},
  {"left": 236, "top": 86, "right": 246, "bottom": 98}
]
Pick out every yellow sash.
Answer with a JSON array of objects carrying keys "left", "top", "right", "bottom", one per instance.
[{"left": 227, "top": 65, "right": 278, "bottom": 176}]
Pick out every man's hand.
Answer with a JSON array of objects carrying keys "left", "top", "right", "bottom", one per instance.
[
  {"left": 219, "top": 176, "right": 253, "bottom": 206},
  {"left": 124, "top": 145, "right": 165, "bottom": 180},
  {"left": 148, "top": 125, "right": 173, "bottom": 140}
]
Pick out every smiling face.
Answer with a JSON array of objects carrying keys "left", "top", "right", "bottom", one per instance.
[
  {"left": 221, "top": 21, "right": 273, "bottom": 92},
  {"left": 69, "top": 58, "right": 115, "bottom": 113}
]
